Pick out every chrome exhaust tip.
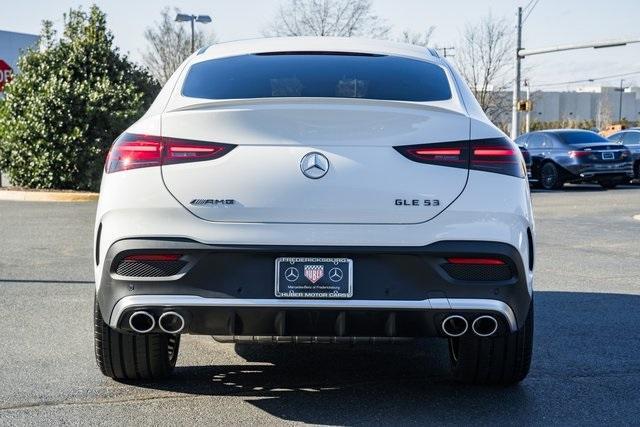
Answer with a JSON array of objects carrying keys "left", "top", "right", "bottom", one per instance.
[
  {"left": 441, "top": 315, "right": 468, "bottom": 337},
  {"left": 472, "top": 315, "right": 498, "bottom": 337},
  {"left": 129, "top": 311, "right": 155, "bottom": 334},
  {"left": 158, "top": 311, "right": 185, "bottom": 334}
]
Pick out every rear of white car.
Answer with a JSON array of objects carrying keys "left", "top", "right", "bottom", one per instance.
[{"left": 93, "top": 37, "right": 534, "bottom": 385}]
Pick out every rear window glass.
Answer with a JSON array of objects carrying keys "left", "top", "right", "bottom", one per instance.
[
  {"left": 553, "top": 131, "right": 608, "bottom": 144},
  {"left": 181, "top": 52, "right": 452, "bottom": 102}
]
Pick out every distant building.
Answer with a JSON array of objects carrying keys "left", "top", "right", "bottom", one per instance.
[
  {"left": 528, "top": 86, "right": 640, "bottom": 126},
  {"left": 0, "top": 29, "right": 39, "bottom": 95}
]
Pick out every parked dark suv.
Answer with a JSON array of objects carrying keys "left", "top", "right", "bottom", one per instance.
[
  {"left": 606, "top": 129, "right": 640, "bottom": 180},
  {"left": 515, "top": 129, "right": 634, "bottom": 190}
]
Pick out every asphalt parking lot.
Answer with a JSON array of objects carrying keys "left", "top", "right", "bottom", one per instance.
[{"left": 1, "top": 184, "right": 639, "bottom": 425}]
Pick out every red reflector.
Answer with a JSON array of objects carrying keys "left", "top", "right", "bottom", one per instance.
[
  {"left": 447, "top": 257, "right": 505, "bottom": 265},
  {"left": 473, "top": 148, "right": 514, "bottom": 156},
  {"left": 125, "top": 254, "right": 183, "bottom": 261}
]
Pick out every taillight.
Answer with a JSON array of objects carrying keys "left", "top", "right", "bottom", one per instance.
[
  {"left": 394, "top": 141, "right": 468, "bottom": 169},
  {"left": 105, "top": 133, "right": 235, "bottom": 173},
  {"left": 395, "top": 137, "right": 525, "bottom": 178},
  {"left": 568, "top": 150, "right": 591, "bottom": 158},
  {"left": 163, "top": 137, "right": 232, "bottom": 165},
  {"left": 470, "top": 138, "right": 524, "bottom": 178},
  {"left": 105, "top": 134, "right": 162, "bottom": 173}
]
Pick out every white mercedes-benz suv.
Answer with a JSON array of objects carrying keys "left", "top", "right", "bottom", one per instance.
[{"left": 94, "top": 37, "right": 534, "bottom": 385}]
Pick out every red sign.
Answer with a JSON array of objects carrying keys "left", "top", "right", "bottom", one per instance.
[{"left": 0, "top": 60, "right": 13, "bottom": 92}]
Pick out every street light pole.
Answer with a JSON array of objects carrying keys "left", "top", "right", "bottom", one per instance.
[
  {"left": 175, "top": 13, "right": 212, "bottom": 53},
  {"left": 190, "top": 18, "right": 195, "bottom": 53},
  {"left": 510, "top": 7, "right": 523, "bottom": 140}
]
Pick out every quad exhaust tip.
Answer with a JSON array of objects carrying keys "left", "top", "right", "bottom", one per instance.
[
  {"left": 472, "top": 315, "right": 498, "bottom": 337},
  {"left": 158, "top": 311, "right": 185, "bottom": 334},
  {"left": 441, "top": 315, "right": 468, "bottom": 337},
  {"left": 129, "top": 311, "right": 155, "bottom": 334}
]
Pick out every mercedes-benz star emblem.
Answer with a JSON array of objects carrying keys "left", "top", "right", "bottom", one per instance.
[
  {"left": 300, "top": 152, "right": 330, "bottom": 179},
  {"left": 284, "top": 267, "right": 300, "bottom": 282},
  {"left": 328, "top": 267, "right": 343, "bottom": 282}
]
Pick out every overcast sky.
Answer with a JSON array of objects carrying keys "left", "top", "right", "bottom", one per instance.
[{"left": 1, "top": 0, "right": 639, "bottom": 90}]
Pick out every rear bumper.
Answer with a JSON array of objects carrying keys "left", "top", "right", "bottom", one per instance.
[
  {"left": 562, "top": 162, "right": 633, "bottom": 179},
  {"left": 98, "top": 238, "right": 532, "bottom": 338}
]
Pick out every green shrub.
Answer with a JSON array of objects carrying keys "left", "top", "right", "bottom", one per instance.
[{"left": 0, "top": 6, "right": 159, "bottom": 191}]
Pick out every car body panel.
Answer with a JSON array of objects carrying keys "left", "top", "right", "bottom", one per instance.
[{"left": 161, "top": 101, "right": 471, "bottom": 224}]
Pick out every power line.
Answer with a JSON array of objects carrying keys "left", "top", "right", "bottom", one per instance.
[
  {"left": 523, "top": 0, "right": 536, "bottom": 13},
  {"left": 522, "top": 0, "right": 540, "bottom": 24},
  {"left": 532, "top": 70, "right": 640, "bottom": 88}
]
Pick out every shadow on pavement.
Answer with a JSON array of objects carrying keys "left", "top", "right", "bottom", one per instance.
[
  {"left": 132, "top": 291, "right": 640, "bottom": 424},
  {"left": 530, "top": 183, "right": 640, "bottom": 193}
]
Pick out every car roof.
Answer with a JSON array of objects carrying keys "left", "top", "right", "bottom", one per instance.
[
  {"left": 534, "top": 129, "right": 596, "bottom": 133},
  {"left": 192, "top": 36, "right": 440, "bottom": 64}
]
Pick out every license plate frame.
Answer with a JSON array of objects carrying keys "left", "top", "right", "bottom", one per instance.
[{"left": 275, "top": 257, "right": 353, "bottom": 298}]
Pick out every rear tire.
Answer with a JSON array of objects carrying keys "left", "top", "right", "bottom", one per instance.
[
  {"left": 94, "top": 298, "right": 180, "bottom": 381},
  {"left": 448, "top": 302, "right": 533, "bottom": 385},
  {"left": 540, "top": 163, "right": 563, "bottom": 190},
  {"left": 599, "top": 180, "right": 618, "bottom": 189}
]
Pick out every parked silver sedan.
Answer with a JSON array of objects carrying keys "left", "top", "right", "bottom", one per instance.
[{"left": 607, "top": 129, "right": 640, "bottom": 180}]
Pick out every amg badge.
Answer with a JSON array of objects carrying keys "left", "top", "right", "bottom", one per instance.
[{"left": 190, "top": 199, "right": 236, "bottom": 206}]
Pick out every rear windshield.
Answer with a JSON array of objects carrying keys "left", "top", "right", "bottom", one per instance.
[
  {"left": 553, "top": 131, "right": 608, "bottom": 144},
  {"left": 181, "top": 52, "right": 452, "bottom": 102}
]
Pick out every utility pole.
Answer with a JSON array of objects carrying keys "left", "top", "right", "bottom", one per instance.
[
  {"left": 511, "top": 7, "right": 523, "bottom": 140},
  {"left": 511, "top": 15, "right": 640, "bottom": 137},
  {"left": 617, "top": 79, "right": 625, "bottom": 123},
  {"left": 524, "top": 79, "right": 531, "bottom": 133}
]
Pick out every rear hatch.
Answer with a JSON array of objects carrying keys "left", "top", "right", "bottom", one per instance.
[{"left": 161, "top": 100, "right": 470, "bottom": 224}]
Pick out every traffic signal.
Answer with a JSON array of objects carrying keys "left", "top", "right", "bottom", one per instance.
[{"left": 517, "top": 100, "right": 532, "bottom": 112}]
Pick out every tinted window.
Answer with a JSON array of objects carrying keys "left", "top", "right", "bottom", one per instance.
[
  {"left": 182, "top": 53, "right": 452, "bottom": 102},
  {"left": 553, "top": 131, "right": 607, "bottom": 144},
  {"left": 541, "top": 135, "right": 554, "bottom": 148},
  {"left": 607, "top": 132, "right": 625, "bottom": 143},
  {"left": 515, "top": 135, "right": 528, "bottom": 146},
  {"left": 526, "top": 133, "right": 544, "bottom": 149},
  {"left": 623, "top": 132, "right": 640, "bottom": 145}
]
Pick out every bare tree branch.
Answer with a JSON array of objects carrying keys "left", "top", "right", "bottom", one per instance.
[
  {"left": 399, "top": 27, "right": 435, "bottom": 47},
  {"left": 142, "top": 7, "right": 217, "bottom": 84},
  {"left": 263, "top": 0, "right": 390, "bottom": 38},
  {"left": 455, "top": 13, "right": 513, "bottom": 125}
]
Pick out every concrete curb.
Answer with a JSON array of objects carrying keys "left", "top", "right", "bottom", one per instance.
[{"left": 0, "top": 189, "right": 98, "bottom": 202}]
